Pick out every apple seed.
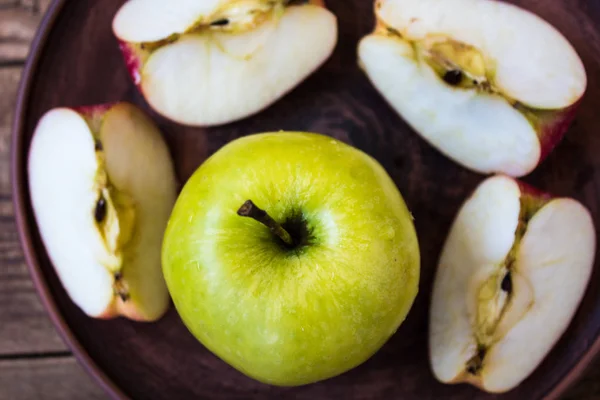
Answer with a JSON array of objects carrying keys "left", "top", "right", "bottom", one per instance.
[
  {"left": 95, "top": 195, "right": 107, "bottom": 223},
  {"left": 210, "top": 19, "right": 230, "bottom": 26},
  {"left": 443, "top": 70, "right": 463, "bottom": 86},
  {"left": 501, "top": 271, "right": 512, "bottom": 294}
]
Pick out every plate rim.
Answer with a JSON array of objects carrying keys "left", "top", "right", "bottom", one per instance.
[{"left": 9, "top": 0, "right": 600, "bottom": 399}]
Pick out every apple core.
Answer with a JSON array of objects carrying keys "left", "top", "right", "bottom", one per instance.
[{"left": 467, "top": 193, "right": 549, "bottom": 377}]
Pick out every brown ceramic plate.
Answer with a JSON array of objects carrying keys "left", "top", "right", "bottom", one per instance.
[{"left": 10, "top": 0, "right": 600, "bottom": 399}]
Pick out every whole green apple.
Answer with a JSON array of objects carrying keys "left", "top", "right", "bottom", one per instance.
[{"left": 162, "top": 132, "right": 420, "bottom": 386}]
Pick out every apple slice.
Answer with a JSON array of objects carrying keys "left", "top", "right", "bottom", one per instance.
[
  {"left": 27, "top": 102, "right": 178, "bottom": 321},
  {"left": 358, "top": 0, "right": 587, "bottom": 177},
  {"left": 429, "top": 175, "right": 596, "bottom": 393},
  {"left": 112, "top": 0, "right": 338, "bottom": 127}
]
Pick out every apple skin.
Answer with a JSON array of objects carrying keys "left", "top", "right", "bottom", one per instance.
[
  {"left": 515, "top": 178, "right": 554, "bottom": 203},
  {"left": 119, "top": 41, "right": 144, "bottom": 87},
  {"left": 535, "top": 101, "right": 581, "bottom": 163},
  {"left": 95, "top": 298, "right": 148, "bottom": 322},
  {"left": 75, "top": 103, "right": 117, "bottom": 136},
  {"left": 76, "top": 103, "right": 113, "bottom": 118},
  {"left": 162, "top": 132, "right": 420, "bottom": 386}
]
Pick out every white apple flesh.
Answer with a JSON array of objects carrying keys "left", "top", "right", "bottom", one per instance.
[
  {"left": 27, "top": 102, "right": 178, "bottom": 321},
  {"left": 429, "top": 175, "right": 596, "bottom": 393},
  {"left": 113, "top": 0, "right": 338, "bottom": 127},
  {"left": 358, "top": 0, "right": 587, "bottom": 177}
]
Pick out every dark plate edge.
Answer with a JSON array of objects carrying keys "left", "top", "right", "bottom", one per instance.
[
  {"left": 542, "top": 328, "right": 600, "bottom": 399},
  {"left": 8, "top": 1, "right": 600, "bottom": 400},
  {"left": 10, "top": 1, "right": 128, "bottom": 399}
]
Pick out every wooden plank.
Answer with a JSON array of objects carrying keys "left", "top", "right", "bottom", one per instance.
[
  {"left": 0, "top": 6, "right": 41, "bottom": 64},
  {"left": 38, "top": 0, "right": 52, "bottom": 14},
  {"left": 0, "top": 67, "right": 67, "bottom": 355},
  {"left": 0, "top": 356, "right": 593, "bottom": 400},
  {"left": 0, "top": 356, "right": 106, "bottom": 400},
  {"left": 0, "top": 67, "right": 22, "bottom": 190},
  {"left": 18, "top": 0, "right": 38, "bottom": 11}
]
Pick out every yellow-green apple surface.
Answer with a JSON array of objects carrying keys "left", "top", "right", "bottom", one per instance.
[
  {"left": 358, "top": 0, "right": 587, "bottom": 177},
  {"left": 429, "top": 175, "right": 596, "bottom": 393},
  {"left": 162, "top": 132, "right": 420, "bottom": 385},
  {"left": 112, "top": 0, "right": 338, "bottom": 127},
  {"left": 28, "top": 102, "right": 178, "bottom": 321}
]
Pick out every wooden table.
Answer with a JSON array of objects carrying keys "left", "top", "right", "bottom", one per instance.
[{"left": 0, "top": 2, "right": 599, "bottom": 399}]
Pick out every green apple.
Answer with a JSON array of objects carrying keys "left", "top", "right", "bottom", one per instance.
[{"left": 161, "top": 132, "right": 420, "bottom": 386}]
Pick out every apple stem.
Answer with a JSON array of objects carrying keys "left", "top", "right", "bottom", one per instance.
[{"left": 237, "top": 200, "right": 294, "bottom": 247}]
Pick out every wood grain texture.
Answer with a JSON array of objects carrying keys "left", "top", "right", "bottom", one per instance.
[
  {"left": 6, "top": 0, "right": 600, "bottom": 399},
  {"left": 0, "top": 356, "right": 106, "bottom": 400},
  {"left": 0, "top": 67, "right": 67, "bottom": 355},
  {"left": 0, "top": 3, "right": 43, "bottom": 64}
]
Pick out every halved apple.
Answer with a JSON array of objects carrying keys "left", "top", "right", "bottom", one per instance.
[
  {"left": 429, "top": 175, "right": 596, "bottom": 393},
  {"left": 27, "top": 102, "right": 178, "bottom": 321},
  {"left": 112, "top": 0, "right": 338, "bottom": 127},
  {"left": 358, "top": 0, "right": 587, "bottom": 177}
]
